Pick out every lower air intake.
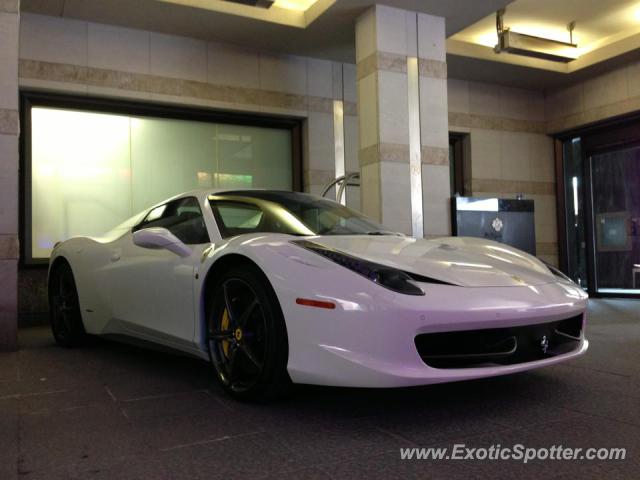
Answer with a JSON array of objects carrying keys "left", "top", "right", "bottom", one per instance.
[{"left": 415, "top": 315, "right": 583, "bottom": 369}]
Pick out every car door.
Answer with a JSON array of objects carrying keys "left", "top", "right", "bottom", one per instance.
[{"left": 110, "top": 197, "right": 211, "bottom": 347}]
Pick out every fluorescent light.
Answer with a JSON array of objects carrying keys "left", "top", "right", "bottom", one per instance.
[{"left": 572, "top": 176, "right": 579, "bottom": 217}]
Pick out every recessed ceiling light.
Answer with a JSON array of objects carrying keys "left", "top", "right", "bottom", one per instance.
[
  {"left": 157, "top": 0, "right": 331, "bottom": 27},
  {"left": 273, "top": 0, "right": 318, "bottom": 11}
]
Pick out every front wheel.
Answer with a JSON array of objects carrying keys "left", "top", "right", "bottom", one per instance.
[
  {"left": 48, "top": 262, "right": 88, "bottom": 347},
  {"left": 207, "top": 265, "right": 291, "bottom": 401}
]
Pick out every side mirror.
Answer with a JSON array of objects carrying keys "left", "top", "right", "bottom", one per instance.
[{"left": 132, "top": 227, "right": 192, "bottom": 257}]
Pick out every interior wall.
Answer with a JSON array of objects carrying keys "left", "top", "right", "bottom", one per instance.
[
  {"left": 441, "top": 59, "right": 640, "bottom": 271},
  {"left": 545, "top": 62, "right": 640, "bottom": 292},
  {"left": 0, "top": 0, "right": 19, "bottom": 349},
  {"left": 447, "top": 78, "right": 558, "bottom": 265},
  {"left": 18, "top": 13, "right": 358, "bottom": 197},
  {"left": 545, "top": 59, "right": 640, "bottom": 134}
]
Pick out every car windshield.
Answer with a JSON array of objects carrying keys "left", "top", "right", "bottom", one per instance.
[{"left": 209, "top": 190, "right": 397, "bottom": 238}]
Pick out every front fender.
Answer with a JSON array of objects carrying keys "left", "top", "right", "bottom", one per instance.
[
  {"left": 49, "top": 237, "right": 114, "bottom": 334},
  {"left": 195, "top": 234, "right": 341, "bottom": 349}
]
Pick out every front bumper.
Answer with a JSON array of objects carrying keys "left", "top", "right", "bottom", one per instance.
[{"left": 277, "top": 277, "right": 588, "bottom": 388}]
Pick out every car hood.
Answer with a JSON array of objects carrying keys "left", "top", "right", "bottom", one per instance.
[{"left": 304, "top": 235, "right": 557, "bottom": 288}]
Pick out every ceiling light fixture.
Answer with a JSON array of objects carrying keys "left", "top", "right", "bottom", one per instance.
[
  {"left": 223, "top": 0, "right": 318, "bottom": 10},
  {"left": 223, "top": 0, "right": 274, "bottom": 8},
  {"left": 159, "top": 0, "right": 329, "bottom": 27},
  {"left": 273, "top": 0, "right": 318, "bottom": 11},
  {"left": 493, "top": 9, "right": 579, "bottom": 63}
]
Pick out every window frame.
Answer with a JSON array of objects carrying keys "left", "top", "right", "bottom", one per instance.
[{"left": 20, "top": 91, "right": 303, "bottom": 266}]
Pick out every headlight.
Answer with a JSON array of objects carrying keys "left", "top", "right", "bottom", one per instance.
[{"left": 292, "top": 240, "right": 425, "bottom": 296}]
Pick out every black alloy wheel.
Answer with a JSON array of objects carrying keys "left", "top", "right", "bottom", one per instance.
[
  {"left": 207, "top": 265, "right": 290, "bottom": 401},
  {"left": 48, "top": 262, "right": 87, "bottom": 347}
]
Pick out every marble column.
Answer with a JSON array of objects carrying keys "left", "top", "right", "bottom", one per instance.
[
  {"left": 0, "top": 0, "right": 19, "bottom": 351},
  {"left": 355, "top": 5, "right": 450, "bottom": 237}
]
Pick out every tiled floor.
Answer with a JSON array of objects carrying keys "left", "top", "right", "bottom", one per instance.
[{"left": 1, "top": 299, "right": 639, "bottom": 479}]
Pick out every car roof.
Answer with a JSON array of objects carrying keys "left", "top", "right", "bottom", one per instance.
[
  {"left": 175, "top": 187, "right": 303, "bottom": 200},
  {"left": 150, "top": 188, "right": 322, "bottom": 212}
]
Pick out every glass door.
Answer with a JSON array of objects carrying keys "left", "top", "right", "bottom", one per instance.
[
  {"left": 560, "top": 125, "right": 640, "bottom": 298},
  {"left": 562, "top": 137, "right": 589, "bottom": 289},
  {"left": 589, "top": 145, "right": 640, "bottom": 295}
]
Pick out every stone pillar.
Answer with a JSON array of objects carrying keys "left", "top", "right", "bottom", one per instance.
[
  {"left": 355, "top": 5, "right": 450, "bottom": 237},
  {"left": 0, "top": 0, "right": 19, "bottom": 351}
]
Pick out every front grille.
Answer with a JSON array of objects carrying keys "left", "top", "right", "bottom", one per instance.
[{"left": 415, "top": 315, "right": 583, "bottom": 369}]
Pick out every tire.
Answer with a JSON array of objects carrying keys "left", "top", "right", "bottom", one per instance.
[
  {"left": 206, "top": 264, "right": 291, "bottom": 401},
  {"left": 48, "top": 261, "right": 88, "bottom": 347}
]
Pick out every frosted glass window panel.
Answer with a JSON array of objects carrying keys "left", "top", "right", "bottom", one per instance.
[
  {"left": 30, "top": 108, "right": 294, "bottom": 259},
  {"left": 130, "top": 117, "right": 218, "bottom": 213},
  {"left": 31, "top": 108, "right": 132, "bottom": 259},
  {"left": 217, "top": 124, "right": 292, "bottom": 190}
]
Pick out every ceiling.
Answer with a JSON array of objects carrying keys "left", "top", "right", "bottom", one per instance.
[
  {"left": 448, "top": 0, "right": 640, "bottom": 88},
  {"left": 453, "top": 0, "right": 640, "bottom": 56},
  {"left": 20, "top": 0, "right": 640, "bottom": 91},
  {"left": 447, "top": 46, "right": 640, "bottom": 90},
  {"left": 20, "top": 0, "right": 510, "bottom": 62}
]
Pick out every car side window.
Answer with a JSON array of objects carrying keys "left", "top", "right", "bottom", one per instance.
[
  {"left": 134, "top": 197, "right": 210, "bottom": 245},
  {"left": 211, "top": 201, "right": 266, "bottom": 238}
]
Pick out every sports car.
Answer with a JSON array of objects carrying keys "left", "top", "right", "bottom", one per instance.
[{"left": 48, "top": 189, "right": 588, "bottom": 400}]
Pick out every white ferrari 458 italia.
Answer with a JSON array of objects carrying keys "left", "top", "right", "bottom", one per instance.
[{"left": 49, "top": 189, "right": 588, "bottom": 400}]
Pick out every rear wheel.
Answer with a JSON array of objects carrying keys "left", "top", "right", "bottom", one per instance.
[
  {"left": 48, "top": 262, "right": 87, "bottom": 347},
  {"left": 207, "top": 265, "right": 291, "bottom": 401}
]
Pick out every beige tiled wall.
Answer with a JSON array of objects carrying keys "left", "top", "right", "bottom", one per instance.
[
  {"left": 540, "top": 59, "right": 640, "bottom": 263},
  {"left": 546, "top": 59, "right": 640, "bottom": 133},
  {"left": 448, "top": 78, "right": 558, "bottom": 265},
  {"left": 0, "top": 0, "right": 19, "bottom": 350},
  {"left": 16, "top": 12, "right": 360, "bottom": 324},
  {"left": 540, "top": 59, "right": 640, "bottom": 262},
  {"left": 18, "top": 13, "right": 358, "bottom": 199}
]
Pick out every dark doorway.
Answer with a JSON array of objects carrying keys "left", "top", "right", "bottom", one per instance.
[{"left": 449, "top": 133, "right": 468, "bottom": 197}]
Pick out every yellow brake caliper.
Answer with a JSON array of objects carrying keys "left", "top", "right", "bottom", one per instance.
[{"left": 221, "top": 308, "right": 230, "bottom": 358}]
